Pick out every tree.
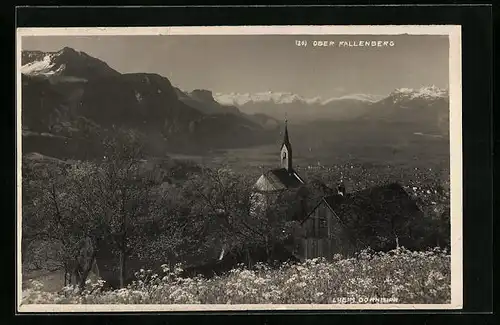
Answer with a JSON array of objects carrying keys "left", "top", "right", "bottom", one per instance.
[
  {"left": 179, "top": 167, "right": 253, "bottom": 259},
  {"left": 91, "top": 130, "right": 159, "bottom": 288},
  {"left": 179, "top": 167, "right": 302, "bottom": 268},
  {"left": 21, "top": 157, "right": 103, "bottom": 289},
  {"left": 22, "top": 129, "right": 167, "bottom": 289},
  {"left": 128, "top": 181, "right": 189, "bottom": 268}
]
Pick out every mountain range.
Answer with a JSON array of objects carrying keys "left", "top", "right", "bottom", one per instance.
[
  {"left": 214, "top": 92, "right": 381, "bottom": 122},
  {"left": 20, "top": 47, "right": 450, "bottom": 160},
  {"left": 214, "top": 87, "right": 448, "bottom": 128},
  {"left": 21, "top": 47, "right": 279, "bottom": 159}
]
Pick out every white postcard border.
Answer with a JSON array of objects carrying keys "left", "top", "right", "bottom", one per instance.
[{"left": 16, "top": 25, "right": 463, "bottom": 312}]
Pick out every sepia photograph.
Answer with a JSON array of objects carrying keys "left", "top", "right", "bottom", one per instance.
[{"left": 16, "top": 26, "right": 462, "bottom": 311}]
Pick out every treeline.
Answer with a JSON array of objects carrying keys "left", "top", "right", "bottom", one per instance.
[{"left": 21, "top": 131, "right": 301, "bottom": 290}]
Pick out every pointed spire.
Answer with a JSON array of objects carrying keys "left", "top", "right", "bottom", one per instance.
[
  {"left": 280, "top": 115, "right": 293, "bottom": 172},
  {"left": 283, "top": 115, "right": 290, "bottom": 146}
]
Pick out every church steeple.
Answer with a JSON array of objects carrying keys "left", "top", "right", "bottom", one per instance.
[
  {"left": 280, "top": 118, "right": 293, "bottom": 171},
  {"left": 283, "top": 119, "right": 290, "bottom": 146}
]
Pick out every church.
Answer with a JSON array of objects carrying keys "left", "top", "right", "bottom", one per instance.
[
  {"left": 250, "top": 120, "right": 314, "bottom": 221},
  {"left": 254, "top": 120, "right": 305, "bottom": 192}
]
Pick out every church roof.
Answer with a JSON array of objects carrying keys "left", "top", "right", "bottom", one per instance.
[{"left": 254, "top": 168, "right": 305, "bottom": 192}]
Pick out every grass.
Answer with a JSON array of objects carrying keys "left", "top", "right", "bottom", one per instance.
[
  {"left": 22, "top": 269, "right": 66, "bottom": 293},
  {"left": 22, "top": 247, "right": 450, "bottom": 305}
]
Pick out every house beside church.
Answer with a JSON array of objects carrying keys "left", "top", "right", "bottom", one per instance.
[{"left": 294, "top": 182, "right": 424, "bottom": 260}]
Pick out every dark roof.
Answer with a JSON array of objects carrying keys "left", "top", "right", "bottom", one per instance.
[
  {"left": 270, "top": 168, "right": 303, "bottom": 186},
  {"left": 302, "top": 182, "right": 424, "bottom": 251},
  {"left": 305, "top": 182, "right": 422, "bottom": 223},
  {"left": 258, "top": 168, "right": 304, "bottom": 191}
]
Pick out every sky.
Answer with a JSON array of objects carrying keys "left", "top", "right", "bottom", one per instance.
[{"left": 22, "top": 34, "right": 449, "bottom": 98}]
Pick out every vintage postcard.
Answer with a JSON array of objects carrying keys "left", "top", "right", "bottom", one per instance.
[{"left": 16, "top": 25, "right": 462, "bottom": 312}]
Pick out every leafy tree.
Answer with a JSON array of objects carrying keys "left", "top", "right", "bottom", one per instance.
[
  {"left": 179, "top": 167, "right": 303, "bottom": 268},
  {"left": 22, "top": 157, "right": 101, "bottom": 288},
  {"left": 22, "top": 129, "right": 165, "bottom": 289}
]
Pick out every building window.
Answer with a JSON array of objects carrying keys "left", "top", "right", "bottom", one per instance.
[
  {"left": 318, "top": 217, "right": 328, "bottom": 237},
  {"left": 313, "top": 206, "right": 328, "bottom": 238}
]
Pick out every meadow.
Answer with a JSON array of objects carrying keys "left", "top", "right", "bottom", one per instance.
[{"left": 22, "top": 247, "right": 450, "bottom": 305}]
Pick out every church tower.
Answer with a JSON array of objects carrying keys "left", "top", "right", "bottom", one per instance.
[
  {"left": 280, "top": 119, "right": 293, "bottom": 171},
  {"left": 252, "top": 117, "right": 304, "bottom": 197}
]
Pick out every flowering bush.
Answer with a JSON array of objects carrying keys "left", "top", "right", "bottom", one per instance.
[{"left": 22, "top": 247, "right": 450, "bottom": 305}]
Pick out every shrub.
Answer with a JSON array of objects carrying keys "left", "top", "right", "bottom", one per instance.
[{"left": 22, "top": 247, "right": 451, "bottom": 305}]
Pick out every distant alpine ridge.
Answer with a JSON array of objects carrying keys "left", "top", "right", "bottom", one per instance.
[
  {"left": 214, "top": 87, "right": 447, "bottom": 108},
  {"left": 214, "top": 91, "right": 384, "bottom": 106},
  {"left": 213, "top": 87, "right": 448, "bottom": 123}
]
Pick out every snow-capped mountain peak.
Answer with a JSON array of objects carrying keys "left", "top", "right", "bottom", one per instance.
[
  {"left": 213, "top": 91, "right": 383, "bottom": 107},
  {"left": 21, "top": 52, "right": 62, "bottom": 76},
  {"left": 21, "top": 48, "right": 82, "bottom": 76},
  {"left": 321, "top": 93, "right": 385, "bottom": 104},
  {"left": 214, "top": 91, "right": 309, "bottom": 106},
  {"left": 389, "top": 86, "right": 448, "bottom": 102},
  {"left": 21, "top": 47, "right": 120, "bottom": 81}
]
